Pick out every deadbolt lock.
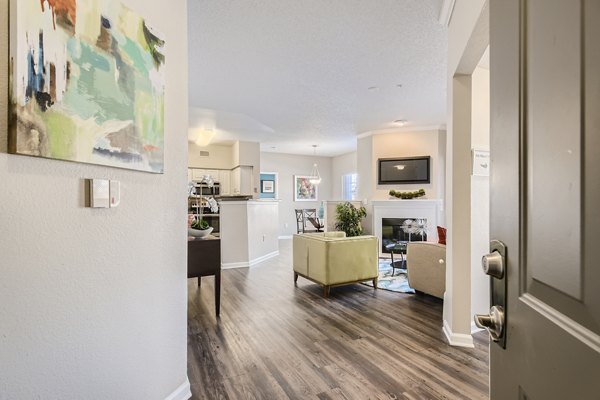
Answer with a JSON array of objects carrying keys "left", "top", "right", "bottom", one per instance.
[{"left": 482, "top": 250, "right": 504, "bottom": 279}]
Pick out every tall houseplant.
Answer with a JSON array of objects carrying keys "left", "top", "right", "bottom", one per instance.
[{"left": 335, "top": 202, "right": 367, "bottom": 237}]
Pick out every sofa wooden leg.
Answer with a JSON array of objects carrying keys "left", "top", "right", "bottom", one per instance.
[
  {"left": 373, "top": 278, "right": 378, "bottom": 289},
  {"left": 294, "top": 272, "right": 299, "bottom": 284},
  {"left": 323, "top": 285, "right": 330, "bottom": 298}
]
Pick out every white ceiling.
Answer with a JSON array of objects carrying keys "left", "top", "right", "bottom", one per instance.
[{"left": 187, "top": 0, "right": 447, "bottom": 156}]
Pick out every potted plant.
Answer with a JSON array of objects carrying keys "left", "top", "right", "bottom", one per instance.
[
  {"left": 335, "top": 202, "right": 367, "bottom": 237},
  {"left": 188, "top": 214, "right": 213, "bottom": 238}
]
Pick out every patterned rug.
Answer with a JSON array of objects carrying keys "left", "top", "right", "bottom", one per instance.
[{"left": 362, "top": 259, "right": 415, "bottom": 293}]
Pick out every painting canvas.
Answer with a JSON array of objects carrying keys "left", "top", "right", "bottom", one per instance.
[
  {"left": 9, "top": 0, "right": 166, "bottom": 173},
  {"left": 294, "top": 175, "right": 318, "bottom": 201}
]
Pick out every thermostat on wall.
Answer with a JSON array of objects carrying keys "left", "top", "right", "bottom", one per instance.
[{"left": 88, "top": 179, "right": 110, "bottom": 208}]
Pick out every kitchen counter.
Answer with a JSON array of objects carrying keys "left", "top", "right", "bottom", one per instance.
[{"left": 218, "top": 200, "right": 280, "bottom": 268}]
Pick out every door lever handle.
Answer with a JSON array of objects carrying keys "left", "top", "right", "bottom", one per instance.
[{"left": 475, "top": 305, "right": 505, "bottom": 342}]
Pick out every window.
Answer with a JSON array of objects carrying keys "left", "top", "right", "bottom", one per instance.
[{"left": 342, "top": 173, "right": 358, "bottom": 200}]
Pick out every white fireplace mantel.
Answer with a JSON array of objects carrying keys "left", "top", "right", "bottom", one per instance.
[{"left": 372, "top": 199, "right": 444, "bottom": 255}]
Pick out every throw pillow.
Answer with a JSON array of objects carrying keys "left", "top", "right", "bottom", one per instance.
[{"left": 437, "top": 226, "right": 447, "bottom": 245}]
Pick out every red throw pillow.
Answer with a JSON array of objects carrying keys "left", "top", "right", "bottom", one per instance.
[{"left": 437, "top": 226, "right": 447, "bottom": 245}]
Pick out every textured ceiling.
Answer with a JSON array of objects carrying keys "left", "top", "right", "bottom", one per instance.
[{"left": 188, "top": 0, "right": 447, "bottom": 156}]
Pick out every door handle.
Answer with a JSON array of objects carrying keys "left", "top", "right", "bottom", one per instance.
[
  {"left": 476, "top": 240, "right": 507, "bottom": 348},
  {"left": 474, "top": 305, "right": 505, "bottom": 342}
]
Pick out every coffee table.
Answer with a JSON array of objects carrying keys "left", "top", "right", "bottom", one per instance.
[{"left": 385, "top": 241, "right": 408, "bottom": 276}]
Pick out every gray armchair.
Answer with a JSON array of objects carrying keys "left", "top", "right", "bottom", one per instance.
[{"left": 406, "top": 242, "right": 446, "bottom": 299}]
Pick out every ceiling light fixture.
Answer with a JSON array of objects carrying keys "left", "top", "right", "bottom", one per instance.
[
  {"left": 309, "top": 145, "right": 322, "bottom": 185},
  {"left": 394, "top": 119, "right": 407, "bottom": 126},
  {"left": 195, "top": 128, "right": 216, "bottom": 147}
]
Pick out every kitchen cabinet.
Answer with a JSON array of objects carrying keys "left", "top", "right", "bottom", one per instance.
[
  {"left": 231, "top": 166, "right": 253, "bottom": 195},
  {"left": 219, "top": 170, "right": 231, "bottom": 195},
  {"left": 191, "top": 169, "right": 221, "bottom": 182}
]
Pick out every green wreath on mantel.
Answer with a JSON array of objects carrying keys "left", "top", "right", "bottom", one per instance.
[{"left": 389, "top": 189, "right": 426, "bottom": 199}]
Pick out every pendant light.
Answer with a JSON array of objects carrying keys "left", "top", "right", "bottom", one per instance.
[{"left": 309, "top": 145, "right": 322, "bottom": 185}]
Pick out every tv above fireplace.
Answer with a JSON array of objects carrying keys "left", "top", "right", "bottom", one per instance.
[{"left": 378, "top": 156, "right": 431, "bottom": 184}]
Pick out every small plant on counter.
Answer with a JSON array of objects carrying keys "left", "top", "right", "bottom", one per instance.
[
  {"left": 335, "top": 202, "right": 367, "bottom": 237},
  {"left": 389, "top": 189, "right": 426, "bottom": 199},
  {"left": 191, "top": 218, "right": 210, "bottom": 230}
]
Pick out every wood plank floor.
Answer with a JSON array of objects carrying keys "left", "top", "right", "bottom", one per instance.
[{"left": 188, "top": 240, "right": 489, "bottom": 400}]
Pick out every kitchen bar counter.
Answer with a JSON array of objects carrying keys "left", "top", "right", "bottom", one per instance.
[{"left": 219, "top": 200, "right": 279, "bottom": 269}]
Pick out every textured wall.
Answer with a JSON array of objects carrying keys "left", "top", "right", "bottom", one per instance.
[{"left": 0, "top": 0, "right": 189, "bottom": 398}]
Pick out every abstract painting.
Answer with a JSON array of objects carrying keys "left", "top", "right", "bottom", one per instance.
[
  {"left": 9, "top": 0, "right": 166, "bottom": 173},
  {"left": 294, "top": 175, "right": 318, "bottom": 202}
]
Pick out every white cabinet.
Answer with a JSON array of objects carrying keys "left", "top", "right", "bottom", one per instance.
[
  {"left": 219, "top": 170, "right": 231, "bottom": 195},
  {"left": 240, "top": 166, "right": 254, "bottom": 195},
  {"left": 231, "top": 166, "right": 253, "bottom": 195},
  {"left": 207, "top": 169, "right": 220, "bottom": 182},
  {"left": 187, "top": 169, "right": 193, "bottom": 183},
  {"left": 191, "top": 169, "right": 206, "bottom": 181},
  {"left": 191, "top": 169, "right": 220, "bottom": 182},
  {"left": 231, "top": 168, "right": 241, "bottom": 195}
]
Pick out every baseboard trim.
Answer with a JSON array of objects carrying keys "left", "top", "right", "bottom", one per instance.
[
  {"left": 222, "top": 261, "right": 249, "bottom": 269},
  {"left": 278, "top": 235, "right": 293, "bottom": 240},
  {"left": 249, "top": 251, "right": 279, "bottom": 266},
  {"left": 165, "top": 377, "right": 191, "bottom": 400},
  {"left": 443, "top": 319, "right": 475, "bottom": 348},
  {"left": 222, "top": 251, "right": 280, "bottom": 269}
]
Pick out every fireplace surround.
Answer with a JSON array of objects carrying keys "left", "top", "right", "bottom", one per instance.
[{"left": 372, "top": 199, "right": 443, "bottom": 257}]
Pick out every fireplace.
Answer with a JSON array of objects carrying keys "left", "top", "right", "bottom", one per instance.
[
  {"left": 381, "top": 218, "right": 428, "bottom": 253},
  {"left": 372, "top": 199, "right": 443, "bottom": 257}
]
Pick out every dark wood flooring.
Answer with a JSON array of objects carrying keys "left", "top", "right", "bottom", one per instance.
[{"left": 188, "top": 240, "right": 489, "bottom": 400}]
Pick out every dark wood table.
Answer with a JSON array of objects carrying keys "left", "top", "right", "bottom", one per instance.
[{"left": 188, "top": 237, "right": 221, "bottom": 316}]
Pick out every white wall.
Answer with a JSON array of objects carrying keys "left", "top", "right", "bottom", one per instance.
[
  {"left": 471, "top": 66, "right": 491, "bottom": 326},
  {"left": 0, "top": 1, "right": 190, "bottom": 398},
  {"left": 188, "top": 143, "right": 234, "bottom": 169},
  {"left": 331, "top": 152, "right": 357, "bottom": 200},
  {"left": 371, "top": 130, "right": 445, "bottom": 200},
  {"left": 261, "top": 152, "right": 332, "bottom": 237}
]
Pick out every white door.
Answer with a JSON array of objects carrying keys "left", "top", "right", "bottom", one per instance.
[{"left": 485, "top": 0, "right": 600, "bottom": 398}]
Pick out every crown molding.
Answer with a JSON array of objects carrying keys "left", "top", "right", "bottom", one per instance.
[{"left": 438, "top": 0, "right": 457, "bottom": 26}]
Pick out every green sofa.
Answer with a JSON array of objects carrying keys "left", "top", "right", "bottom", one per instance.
[{"left": 292, "top": 232, "right": 379, "bottom": 297}]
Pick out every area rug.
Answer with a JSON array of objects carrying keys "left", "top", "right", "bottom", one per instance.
[{"left": 362, "top": 259, "right": 415, "bottom": 294}]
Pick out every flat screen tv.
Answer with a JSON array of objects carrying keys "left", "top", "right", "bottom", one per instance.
[{"left": 378, "top": 156, "right": 431, "bottom": 184}]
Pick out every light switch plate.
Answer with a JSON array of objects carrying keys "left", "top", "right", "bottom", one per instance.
[
  {"left": 89, "top": 179, "right": 110, "bottom": 208},
  {"left": 110, "top": 180, "right": 120, "bottom": 208}
]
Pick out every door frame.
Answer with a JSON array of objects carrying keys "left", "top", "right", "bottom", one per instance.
[{"left": 443, "top": 0, "right": 491, "bottom": 347}]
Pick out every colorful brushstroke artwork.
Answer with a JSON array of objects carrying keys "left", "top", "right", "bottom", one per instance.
[
  {"left": 294, "top": 175, "right": 318, "bottom": 202},
  {"left": 9, "top": 0, "right": 166, "bottom": 173}
]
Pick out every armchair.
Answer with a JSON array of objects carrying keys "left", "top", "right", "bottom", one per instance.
[{"left": 406, "top": 242, "right": 446, "bottom": 299}]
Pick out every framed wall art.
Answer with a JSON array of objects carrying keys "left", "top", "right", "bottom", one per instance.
[
  {"left": 261, "top": 180, "right": 274, "bottom": 193},
  {"left": 294, "top": 175, "right": 318, "bottom": 202},
  {"left": 9, "top": 0, "right": 166, "bottom": 173}
]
